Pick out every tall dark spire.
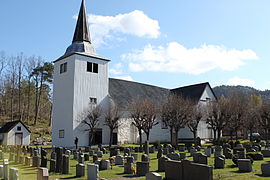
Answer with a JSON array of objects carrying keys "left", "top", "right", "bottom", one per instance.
[{"left": 72, "top": 0, "right": 91, "bottom": 43}]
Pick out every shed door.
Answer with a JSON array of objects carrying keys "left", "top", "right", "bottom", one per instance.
[{"left": 15, "top": 133, "right": 23, "bottom": 145}]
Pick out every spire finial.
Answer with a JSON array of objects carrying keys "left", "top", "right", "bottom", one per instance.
[{"left": 72, "top": 0, "right": 91, "bottom": 43}]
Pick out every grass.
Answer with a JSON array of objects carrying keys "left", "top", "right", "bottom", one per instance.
[{"left": 3, "top": 148, "right": 270, "bottom": 180}]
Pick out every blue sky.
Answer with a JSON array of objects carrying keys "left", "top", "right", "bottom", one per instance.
[{"left": 1, "top": 0, "right": 270, "bottom": 90}]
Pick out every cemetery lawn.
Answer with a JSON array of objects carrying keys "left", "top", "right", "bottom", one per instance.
[{"left": 3, "top": 149, "right": 270, "bottom": 180}]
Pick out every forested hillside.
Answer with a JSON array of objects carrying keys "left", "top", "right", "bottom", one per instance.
[{"left": 213, "top": 85, "right": 270, "bottom": 101}]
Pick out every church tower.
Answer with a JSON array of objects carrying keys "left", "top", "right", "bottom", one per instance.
[{"left": 52, "top": 0, "right": 110, "bottom": 147}]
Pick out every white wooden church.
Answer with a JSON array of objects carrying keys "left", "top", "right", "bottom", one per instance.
[{"left": 52, "top": 0, "right": 217, "bottom": 148}]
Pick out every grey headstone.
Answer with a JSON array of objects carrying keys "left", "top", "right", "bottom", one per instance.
[
  {"left": 76, "top": 163, "right": 85, "bottom": 177},
  {"left": 214, "top": 157, "right": 225, "bottom": 169},
  {"left": 238, "top": 159, "right": 252, "bottom": 172},
  {"left": 136, "top": 161, "right": 149, "bottom": 176},
  {"left": 87, "top": 164, "right": 99, "bottom": 180},
  {"left": 261, "top": 162, "right": 270, "bottom": 176}
]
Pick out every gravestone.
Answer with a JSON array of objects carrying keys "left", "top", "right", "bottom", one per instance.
[
  {"left": 131, "top": 153, "right": 138, "bottom": 161},
  {"left": 97, "top": 151, "right": 103, "bottom": 158},
  {"left": 41, "top": 156, "right": 47, "bottom": 168},
  {"left": 179, "top": 153, "right": 186, "bottom": 160},
  {"left": 50, "top": 151, "right": 56, "bottom": 160},
  {"left": 167, "top": 153, "right": 180, "bottom": 161},
  {"left": 261, "top": 162, "right": 270, "bottom": 176},
  {"left": 37, "top": 167, "right": 49, "bottom": 180},
  {"left": 205, "top": 148, "right": 211, "bottom": 157},
  {"left": 190, "top": 148, "right": 197, "bottom": 156},
  {"left": 237, "top": 151, "right": 246, "bottom": 159},
  {"left": 55, "top": 147, "right": 63, "bottom": 173},
  {"left": 3, "top": 159, "right": 8, "bottom": 180},
  {"left": 126, "top": 156, "right": 134, "bottom": 164},
  {"left": 136, "top": 161, "right": 149, "bottom": 176},
  {"left": 100, "top": 159, "right": 110, "bottom": 170},
  {"left": 25, "top": 157, "right": 31, "bottom": 166},
  {"left": 89, "top": 150, "right": 95, "bottom": 156},
  {"left": 76, "top": 163, "right": 85, "bottom": 177},
  {"left": 198, "top": 154, "right": 208, "bottom": 165},
  {"left": 49, "top": 159, "right": 56, "bottom": 172},
  {"left": 238, "top": 159, "right": 252, "bottom": 172},
  {"left": 78, "top": 155, "right": 84, "bottom": 164},
  {"left": 146, "top": 172, "right": 162, "bottom": 180},
  {"left": 73, "top": 151, "right": 79, "bottom": 160},
  {"left": 193, "top": 152, "right": 203, "bottom": 163},
  {"left": 252, "top": 153, "right": 264, "bottom": 160},
  {"left": 157, "top": 149, "right": 163, "bottom": 159},
  {"left": 214, "top": 157, "right": 225, "bottom": 169},
  {"left": 87, "top": 164, "right": 99, "bottom": 180},
  {"left": 158, "top": 156, "right": 169, "bottom": 172},
  {"left": 124, "top": 163, "right": 133, "bottom": 174},
  {"left": 62, "top": 155, "right": 69, "bottom": 174},
  {"left": 93, "top": 155, "right": 98, "bottom": 163},
  {"left": 179, "top": 145, "right": 185, "bottom": 152},
  {"left": 262, "top": 150, "right": 270, "bottom": 157},
  {"left": 84, "top": 154, "right": 90, "bottom": 161},
  {"left": 141, "top": 154, "right": 150, "bottom": 162},
  {"left": 124, "top": 148, "right": 131, "bottom": 156},
  {"left": 32, "top": 156, "right": 40, "bottom": 167},
  {"left": 115, "top": 155, "right": 124, "bottom": 165},
  {"left": 0, "top": 165, "right": 3, "bottom": 178},
  {"left": 9, "top": 167, "right": 19, "bottom": 180},
  {"left": 163, "top": 148, "right": 169, "bottom": 155}
]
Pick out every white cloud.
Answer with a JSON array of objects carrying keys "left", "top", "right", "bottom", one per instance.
[
  {"left": 122, "top": 42, "right": 258, "bottom": 75},
  {"left": 227, "top": 77, "right": 255, "bottom": 87},
  {"left": 85, "top": 10, "right": 160, "bottom": 47},
  {"left": 113, "top": 75, "right": 134, "bottom": 81},
  {"left": 109, "top": 63, "right": 123, "bottom": 75}
]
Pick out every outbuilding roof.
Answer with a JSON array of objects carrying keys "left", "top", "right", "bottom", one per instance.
[{"left": 0, "top": 121, "right": 31, "bottom": 133}]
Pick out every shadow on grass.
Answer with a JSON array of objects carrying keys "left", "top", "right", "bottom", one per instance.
[
  {"left": 227, "top": 164, "right": 238, "bottom": 168},
  {"left": 60, "top": 176, "right": 78, "bottom": 179},
  {"left": 231, "top": 170, "right": 252, "bottom": 174},
  {"left": 116, "top": 172, "right": 138, "bottom": 178},
  {"left": 255, "top": 173, "right": 270, "bottom": 177}
]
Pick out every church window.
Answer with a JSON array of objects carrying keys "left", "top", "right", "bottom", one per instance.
[
  {"left": 87, "top": 62, "right": 92, "bottom": 72},
  {"left": 17, "top": 126, "right": 21, "bottom": 131},
  {"left": 90, "top": 97, "right": 97, "bottom": 104},
  {"left": 87, "top": 62, "right": 98, "bottom": 73},
  {"left": 93, "top": 63, "right": 98, "bottom": 73},
  {"left": 59, "top": 130, "right": 64, "bottom": 138},
  {"left": 60, "top": 62, "right": 67, "bottom": 74}
]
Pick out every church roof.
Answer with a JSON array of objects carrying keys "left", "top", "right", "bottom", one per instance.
[
  {"left": 72, "top": 0, "right": 91, "bottom": 43},
  {"left": 109, "top": 78, "right": 217, "bottom": 109},
  {"left": 171, "top": 82, "right": 217, "bottom": 101},
  {"left": 55, "top": 0, "right": 99, "bottom": 62},
  {"left": 109, "top": 78, "right": 170, "bottom": 109}
]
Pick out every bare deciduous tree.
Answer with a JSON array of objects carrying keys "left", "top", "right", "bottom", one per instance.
[
  {"left": 129, "top": 98, "right": 158, "bottom": 147},
  {"left": 244, "top": 94, "right": 262, "bottom": 141},
  {"left": 79, "top": 104, "right": 102, "bottom": 146},
  {"left": 206, "top": 96, "right": 229, "bottom": 144},
  {"left": 160, "top": 94, "right": 193, "bottom": 146},
  {"left": 104, "top": 100, "right": 121, "bottom": 148},
  {"left": 259, "top": 101, "right": 270, "bottom": 140},
  {"left": 225, "top": 91, "right": 246, "bottom": 140},
  {"left": 187, "top": 103, "right": 204, "bottom": 146}
]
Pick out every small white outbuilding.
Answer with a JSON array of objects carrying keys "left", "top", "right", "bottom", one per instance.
[{"left": 0, "top": 120, "right": 31, "bottom": 145}]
